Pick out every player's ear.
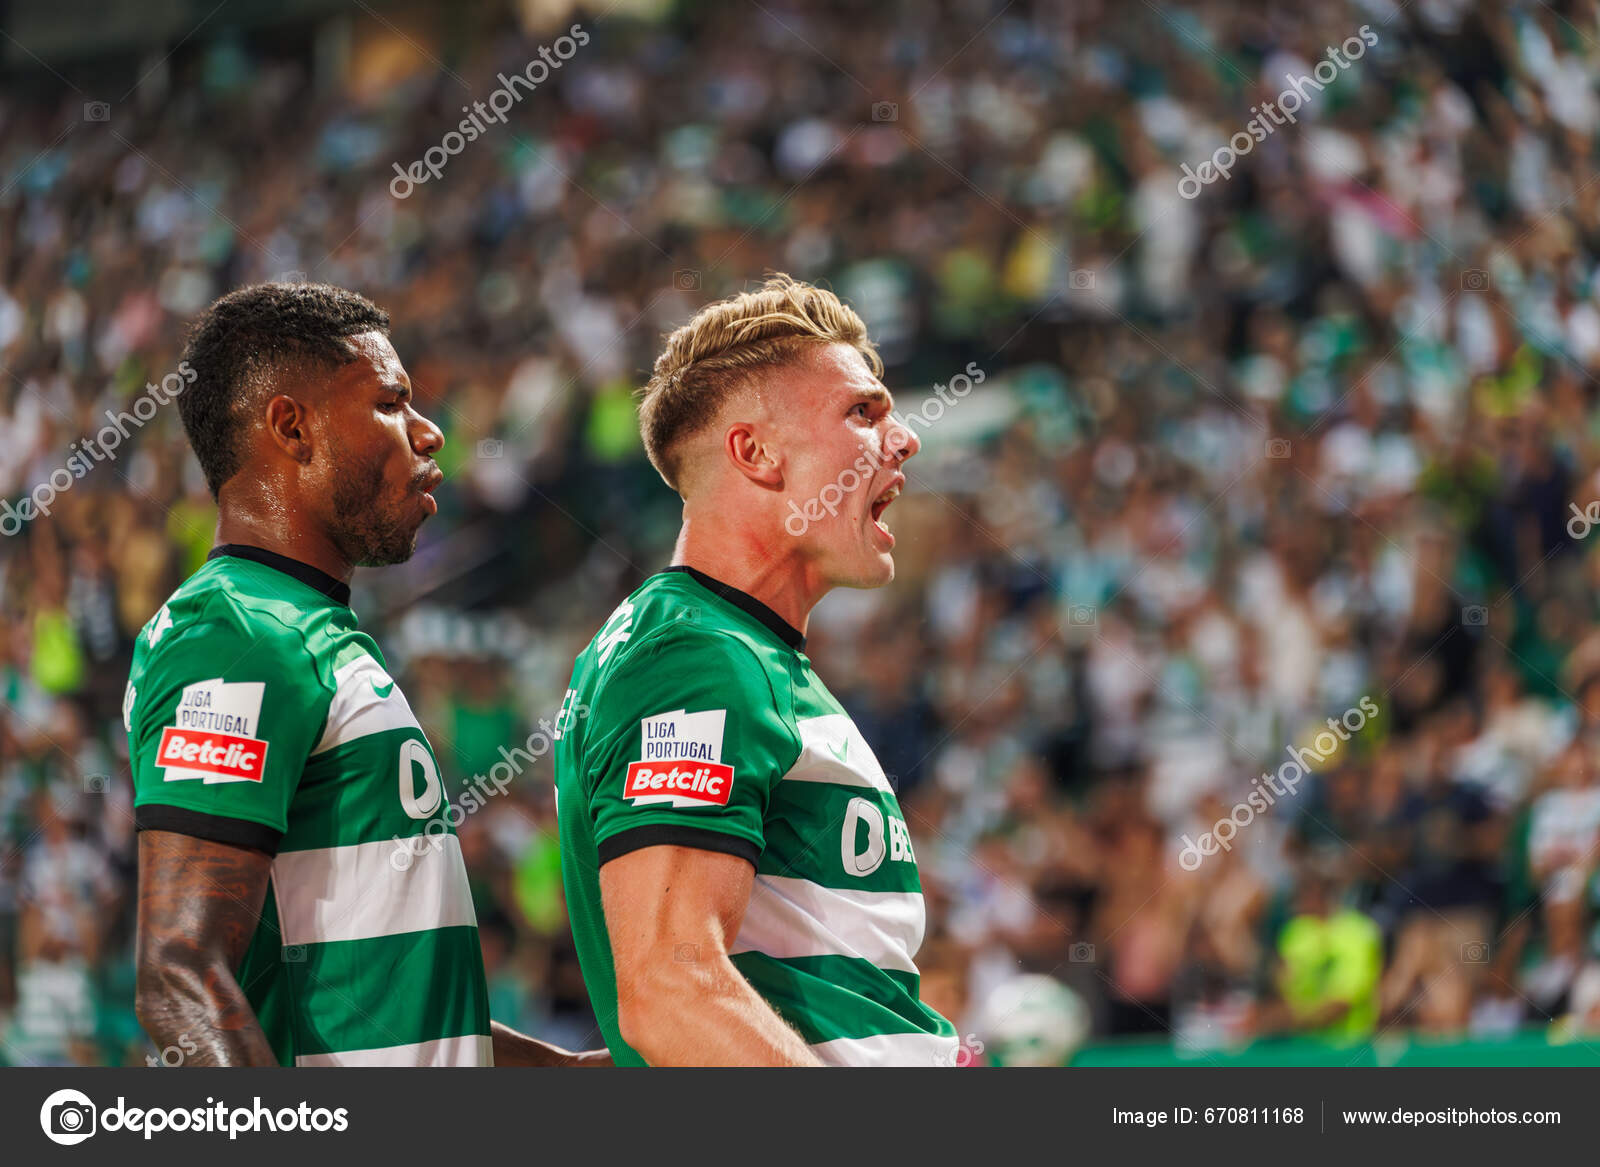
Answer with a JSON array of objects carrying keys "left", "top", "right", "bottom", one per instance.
[
  {"left": 724, "top": 420, "right": 782, "bottom": 488},
  {"left": 263, "top": 395, "right": 314, "bottom": 462}
]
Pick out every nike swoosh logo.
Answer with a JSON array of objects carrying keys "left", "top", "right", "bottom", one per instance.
[
  {"left": 828, "top": 739, "right": 849, "bottom": 762},
  {"left": 370, "top": 676, "right": 396, "bottom": 699}
]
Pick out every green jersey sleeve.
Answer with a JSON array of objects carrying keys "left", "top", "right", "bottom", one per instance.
[
  {"left": 581, "top": 628, "right": 800, "bottom": 868},
  {"left": 126, "top": 594, "right": 330, "bottom": 853}
]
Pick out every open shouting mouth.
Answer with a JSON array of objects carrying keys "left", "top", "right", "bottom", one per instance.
[{"left": 869, "top": 475, "right": 903, "bottom": 545}]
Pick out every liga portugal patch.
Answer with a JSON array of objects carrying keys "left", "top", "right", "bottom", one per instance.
[
  {"left": 156, "top": 678, "right": 269, "bottom": 784},
  {"left": 623, "top": 708, "right": 733, "bottom": 807}
]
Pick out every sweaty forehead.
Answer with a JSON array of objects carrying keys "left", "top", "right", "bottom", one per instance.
[
  {"left": 323, "top": 330, "right": 408, "bottom": 394},
  {"left": 788, "top": 342, "right": 885, "bottom": 408}
]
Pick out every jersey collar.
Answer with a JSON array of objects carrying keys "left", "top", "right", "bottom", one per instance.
[
  {"left": 660, "top": 565, "right": 806, "bottom": 651},
  {"left": 208, "top": 544, "right": 353, "bottom": 606}
]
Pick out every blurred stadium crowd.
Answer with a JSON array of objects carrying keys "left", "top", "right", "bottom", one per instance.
[{"left": 8, "top": 0, "right": 1600, "bottom": 1064}]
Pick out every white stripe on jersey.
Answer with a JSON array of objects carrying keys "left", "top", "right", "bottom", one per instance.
[
  {"left": 272, "top": 835, "right": 476, "bottom": 946},
  {"left": 731, "top": 874, "right": 925, "bottom": 974},
  {"left": 810, "top": 1031, "right": 959, "bottom": 1067},
  {"left": 295, "top": 1033, "right": 492, "bottom": 1067},
  {"left": 312, "top": 653, "right": 423, "bottom": 754},
  {"left": 782, "top": 715, "right": 895, "bottom": 792}
]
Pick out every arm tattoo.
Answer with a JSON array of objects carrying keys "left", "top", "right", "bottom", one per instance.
[{"left": 135, "top": 830, "right": 278, "bottom": 1066}]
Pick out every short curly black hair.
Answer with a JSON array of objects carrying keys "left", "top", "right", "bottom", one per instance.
[{"left": 178, "top": 282, "right": 391, "bottom": 498}]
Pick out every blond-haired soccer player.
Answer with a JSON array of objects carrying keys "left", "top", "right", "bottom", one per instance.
[{"left": 553, "top": 275, "right": 958, "bottom": 1066}]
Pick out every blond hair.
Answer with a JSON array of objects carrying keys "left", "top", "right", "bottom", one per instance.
[{"left": 639, "top": 274, "right": 882, "bottom": 492}]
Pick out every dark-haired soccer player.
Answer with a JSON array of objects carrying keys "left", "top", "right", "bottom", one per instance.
[
  {"left": 554, "top": 276, "right": 958, "bottom": 1065},
  {"left": 128, "top": 283, "right": 602, "bottom": 1066}
]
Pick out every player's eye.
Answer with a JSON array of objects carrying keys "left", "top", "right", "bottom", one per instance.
[{"left": 850, "top": 402, "right": 872, "bottom": 418}]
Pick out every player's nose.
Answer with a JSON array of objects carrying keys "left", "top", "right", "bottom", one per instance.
[
  {"left": 884, "top": 414, "right": 919, "bottom": 463},
  {"left": 410, "top": 408, "right": 444, "bottom": 456}
]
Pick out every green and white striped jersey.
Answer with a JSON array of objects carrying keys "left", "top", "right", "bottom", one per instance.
[
  {"left": 555, "top": 567, "right": 957, "bottom": 1066},
  {"left": 125, "top": 545, "right": 490, "bottom": 1067}
]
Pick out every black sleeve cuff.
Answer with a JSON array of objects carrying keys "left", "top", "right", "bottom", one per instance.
[
  {"left": 597, "top": 823, "right": 760, "bottom": 869},
  {"left": 136, "top": 803, "right": 282, "bottom": 856}
]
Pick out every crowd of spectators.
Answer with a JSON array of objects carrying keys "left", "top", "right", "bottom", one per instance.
[{"left": 7, "top": 0, "right": 1600, "bottom": 1063}]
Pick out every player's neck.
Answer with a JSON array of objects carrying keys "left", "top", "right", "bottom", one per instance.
[
  {"left": 671, "top": 514, "right": 822, "bottom": 640},
  {"left": 214, "top": 490, "right": 355, "bottom": 587}
]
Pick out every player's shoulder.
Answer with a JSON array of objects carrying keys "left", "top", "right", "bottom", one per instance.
[
  {"left": 133, "top": 557, "right": 337, "bottom": 683},
  {"left": 601, "top": 570, "right": 782, "bottom": 680},
  {"left": 577, "top": 575, "right": 803, "bottom": 762}
]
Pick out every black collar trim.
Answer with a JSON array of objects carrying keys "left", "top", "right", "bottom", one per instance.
[
  {"left": 660, "top": 565, "right": 805, "bottom": 651},
  {"left": 208, "top": 544, "right": 352, "bottom": 606}
]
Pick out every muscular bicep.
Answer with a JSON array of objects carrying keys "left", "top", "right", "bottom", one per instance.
[
  {"left": 137, "top": 829, "right": 272, "bottom": 982},
  {"left": 598, "top": 844, "right": 820, "bottom": 1065},
  {"left": 600, "top": 845, "right": 754, "bottom": 973}
]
